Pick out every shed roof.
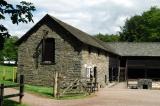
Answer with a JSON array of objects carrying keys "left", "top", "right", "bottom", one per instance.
[
  {"left": 16, "top": 14, "right": 115, "bottom": 54},
  {"left": 16, "top": 14, "right": 160, "bottom": 57},
  {"left": 105, "top": 42, "right": 160, "bottom": 56},
  {"left": 50, "top": 15, "right": 115, "bottom": 53}
]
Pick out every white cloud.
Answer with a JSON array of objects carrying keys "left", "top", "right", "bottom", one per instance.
[
  {"left": 85, "top": 0, "right": 106, "bottom": 6},
  {"left": 111, "top": 0, "right": 134, "bottom": 7},
  {"left": 115, "top": 16, "right": 129, "bottom": 26},
  {"left": 2, "top": 0, "right": 160, "bottom": 37}
]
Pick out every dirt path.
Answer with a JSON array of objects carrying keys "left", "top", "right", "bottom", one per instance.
[
  {"left": 108, "top": 82, "right": 127, "bottom": 89},
  {"left": 5, "top": 87, "right": 160, "bottom": 106}
]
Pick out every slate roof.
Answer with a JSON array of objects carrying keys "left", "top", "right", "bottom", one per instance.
[
  {"left": 16, "top": 14, "right": 160, "bottom": 57},
  {"left": 50, "top": 15, "right": 116, "bottom": 53},
  {"left": 16, "top": 14, "right": 116, "bottom": 54},
  {"left": 105, "top": 42, "right": 160, "bottom": 56}
]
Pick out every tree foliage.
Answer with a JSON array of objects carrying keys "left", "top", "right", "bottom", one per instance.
[
  {"left": 0, "top": 0, "right": 35, "bottom": 49},
  {"left": 1, "top": 36, "right": 18, "bottom": 61},
  {"left": 95, "top": 33, "right": 120, "bottom": 42},
  {"left": 120, "top": 7, "right": 160, "bottom": 42}
]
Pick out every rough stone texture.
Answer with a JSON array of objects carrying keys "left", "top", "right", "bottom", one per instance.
[
  {"left": 18, "top": 24, "right": 82, "bottom": 86},
  {"left": 81, "top": 46, "right": 109, "bottom": 87},
  {"left": 138, "top": 79, "right": 152, "bottom": 89},
  {"left": 18, "top": 23, "right": 110, "bottom": 87}
]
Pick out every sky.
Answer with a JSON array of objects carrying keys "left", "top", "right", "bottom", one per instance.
[{"left": 1, "top": 0, "right": 160, "bottom": 37}]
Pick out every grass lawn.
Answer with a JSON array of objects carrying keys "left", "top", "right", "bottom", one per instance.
[
  {"left": 0, "top": 80, "right": 89, "bottom": 100},
  {"left": 0, "top": 80, "right": 15, "bottom": 85},
  {"left": 0, "top": 65, "right": 89, "bottom": 100},
  {"left": 25, "top": 84, "right": 54, "bottom": 98},
  {"left": 4, "top": 100, "right": 27, "bottom": 106},
  {"left": 0, "top": 65, "right": 17, "bottom": 80},
  {"left": 58, "top": 93, "right": 90, "bottom": 100},
  {"left": 25, "top": 84, "right": 89, "bottom": 100}
]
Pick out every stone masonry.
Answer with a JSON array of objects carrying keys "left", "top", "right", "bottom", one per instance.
[
  {"left": 18, "top": 24, "right": 82, "bottom": 86},
  {"left": 81, "top": 46, "right": 109, "bottom": 87},
  {"left": 18, "top": 24, "right": 109, "bottom": 87},
  {"left": 17, "top": 15, "right": 110, "bottom": 88}
]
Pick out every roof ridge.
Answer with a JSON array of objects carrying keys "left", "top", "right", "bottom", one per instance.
[
  {"left": 16, "top": 14, "right": 117, "bottom": 55},
  {"left": 49, "top": 14, "right": 116, "bottom": 53}
]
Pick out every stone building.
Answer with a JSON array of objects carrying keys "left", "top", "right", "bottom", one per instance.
[
  {"left": 16, "top": 14, "right": 117, "bottom": 87},
  {"left": 16, "top": 14, "right": 160, "bottom": 88}
]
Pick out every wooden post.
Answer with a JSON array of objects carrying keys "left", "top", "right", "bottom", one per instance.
[
  {"left": 0, "top": 84, "right": 4, "bottom": 106},
  {"left": 54, "top": 71, "right": 58, "bottom": 98},
  {"left": 19, "top": 75, "right": 24, "bottom": 104},
  {"left": 118, "top": 59, "right": 120, "bottom": 82},
  {"left": 111, "top": 67, "right": 113, "bottom": 82},
  {"left": 125, "top": 59, "right": 128, "bottom": 87},
  {"left": 12, "top": 68, "right": 15, "bottom": 82},
  {"left": 57, "top": 75, "right": 60, "bottom": 99}
]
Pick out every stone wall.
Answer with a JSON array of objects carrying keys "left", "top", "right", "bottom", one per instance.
[
  {"left": 81, "top": 46, "right": 109, "bottom": 87},
  {"left": 138, "top": 79, "right": 152, "bottom": 89},
  {"left": 18, "top": 22, "right": 110, "bottom": 88},
  {"left": 18, "top": 24, "right": 82, "bottom": 86}
]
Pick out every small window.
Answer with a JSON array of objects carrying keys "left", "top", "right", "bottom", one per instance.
[
  {"left": 86, "top": 67, "right": 94, "bottom": 78},
  {"left": 42, "top": 38, "right": 55, "bottom": 64},
  {"left": 86, "top": 68, "right": 91, "bottom": 78}
]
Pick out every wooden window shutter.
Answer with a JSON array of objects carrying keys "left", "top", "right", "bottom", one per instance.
[{"left": 42, "top": 38, "right": 55, "bottom": 63}]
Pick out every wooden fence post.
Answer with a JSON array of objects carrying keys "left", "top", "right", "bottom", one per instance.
[
  {"left": 0, "top": 84, "right": 4, "bottom": 106},
  {"left": 12, "top": 67, "right": 17, "bottom": 82},
  {"left": 54, "top": 71, "right": 58, "bottom": 98},
  {"left": 19, "top": 75, "right": 24, "bottom": 104}
]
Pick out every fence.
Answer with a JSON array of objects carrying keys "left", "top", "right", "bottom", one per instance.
[
  {"left": 58, "top": 77, "right": 99, "bottom": 98},
  {"left": 0, "top": 75, "right": 24, "bottom": 106},
  {"left": 0, "top": 66, "right": 17, "bottom": 82}
]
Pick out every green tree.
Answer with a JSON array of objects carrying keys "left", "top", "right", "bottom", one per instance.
[
  {"left": 0, "top": 0, "right": 35, "bottom": 50},
  {"left": 95, "top": 33, "right": 120, "bottom": 42},
  {"left": 120, "top": 7, "right": 160, "bottom": 42},
  {"left": 2, "top": 36, "right": 19, "bottom": 61}
]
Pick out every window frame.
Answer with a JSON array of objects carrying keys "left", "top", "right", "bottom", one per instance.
[{"left": 41, "top": 38, "right": 55, "bottom": 65}]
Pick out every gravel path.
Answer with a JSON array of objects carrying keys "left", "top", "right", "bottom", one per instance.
[{"left": 5, "top": 87, "right": 160, "bottom": 106}]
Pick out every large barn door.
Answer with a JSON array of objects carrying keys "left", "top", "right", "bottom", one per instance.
[{"left": 109, "top": 57, "right": 119, "bottom": 82}]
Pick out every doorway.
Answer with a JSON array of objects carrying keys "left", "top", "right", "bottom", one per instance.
[{"left": 109, "top": 67, "right": 118, "bottom": 82}]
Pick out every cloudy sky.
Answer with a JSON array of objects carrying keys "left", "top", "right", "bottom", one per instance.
[{"left": 1, "top": 0, "right": 160, "bottom": 37}]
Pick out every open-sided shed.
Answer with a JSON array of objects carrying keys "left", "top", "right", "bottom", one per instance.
[{"left": 105, "top": 42, "right": 160, "bottom": 84}]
